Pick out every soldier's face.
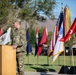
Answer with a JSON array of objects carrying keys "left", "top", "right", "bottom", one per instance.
[{"left": 14, "top": 22, "right": 20, "bottom": 29}]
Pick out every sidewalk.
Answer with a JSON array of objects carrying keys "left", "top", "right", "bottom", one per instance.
[{"left": 24, "top": 72, "right": 68, "bottom": 75}]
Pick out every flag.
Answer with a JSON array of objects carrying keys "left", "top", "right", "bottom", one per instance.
[
  {"left": 63, "top": 6, "right": 71, "bottom": 36},
  {"left": 48, "top": 11, "right": 63, "bottom": 56},
  {"left": 0, "top": 28, "right": 2, "bottom": 36},
  {"left": 26, "top": 29, "right": 30, "bottom": 41},
  {"left": 58, "top": 10, "right": 64, "bottom": 31},
  {"left": 52, "top": 11, "right": 64, "bottom": 63},
  {"left": 60, "top": 18, "right": 76, "bottom": 42},
  {"left": 0, "top": 27, "right": 11, "bottom": 45},
  {"left": 26, "top": 41, "right": 32, "bottom": 55},
  {"left": 48, "top": 33, "right": 54, "bottom": 56},
  {"left": 48, "top": 20, "right": 59, "bottom": 56},
  {"left": 37, "top": 27, "right": 48, "bottom": 56},
  {"left": 52, "top": 23, "right": 64, "bottom": 63},
  {"left": 39, "top": 27, "right": 48, "bottom": 45},
  {"left": 35, "top": 27, "right": 38, "bottom": 56},
  {"left": 26, "top": 29, "right": 32, "bottom": 55}
]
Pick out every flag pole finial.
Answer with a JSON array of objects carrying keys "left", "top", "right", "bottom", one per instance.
[
  {"left": 61, "top": 3, "right": 64, "bottom": 12},
  {"left": 61, "top": 2, "right": 63, "bottom": 7}
]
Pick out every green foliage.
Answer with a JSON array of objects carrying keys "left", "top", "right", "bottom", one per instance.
[
  {"left": 0, "top": 0, "right": 9, "bottom": 24},
  {"left": 0, "top": 0, "right": 57, "bottom": 26},
  {"left": 0, "top": 0, "right": 23, "bottom": 25},
  {"left": 38, "top": 27, "right": 44, "bottom": 38},
  {"left": 37, "top": 0, "right": 56, "bottom": 16},
  {"left": 19, "top": 7, "right": 35, "bottom": 21},
  {"left": 65, "top": 33, "right": 76, "bottom": 46},
  {"left": 29, "top": 28, "right": 36, "bottom": 47},
  {"left": 18, "top": 0, "right": 57, "bottom": 23},
  {"left": 48, "top": 31, "right": 52, "bottom": 44}
]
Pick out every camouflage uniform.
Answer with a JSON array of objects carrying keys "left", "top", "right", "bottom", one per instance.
[{"left": 12, "top": 27, "right": 26, "bottom": 75}]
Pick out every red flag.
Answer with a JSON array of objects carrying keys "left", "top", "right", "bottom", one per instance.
[
  {"left": 0, "top": 28, "right": 2, "bottom": 36},
  {"left": 37, "top": 45, "right": 42, "bottom": 56},
  {"left": 39, "top": 27, "right": 48, "bottom": 45},
  {"left": 60, "top": 18, "right": 76, "bottom": 42},
  {"left": 37, "top": 27, "right": 48, "bottom": 56}
]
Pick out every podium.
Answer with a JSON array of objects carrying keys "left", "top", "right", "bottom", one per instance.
[{"left": 0, "top": 45, "right": 16, "bottom": 75}]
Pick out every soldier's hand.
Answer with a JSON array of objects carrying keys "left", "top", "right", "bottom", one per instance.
[{"left": 13, "top": 45, "right": 17, "bottom": 50}]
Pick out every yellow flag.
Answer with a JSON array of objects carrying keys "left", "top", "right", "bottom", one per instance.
[{"left": 64, "top": 6, "right": 71, "bottom": 36}]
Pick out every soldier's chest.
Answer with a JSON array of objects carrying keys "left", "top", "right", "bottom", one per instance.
[{"left": 13, "top": 30, "right": 21, "bottom": 37}]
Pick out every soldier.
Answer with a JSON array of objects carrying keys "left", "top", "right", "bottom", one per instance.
[{"left": 12, "top": 19, "right": 26, "bottom": 75}]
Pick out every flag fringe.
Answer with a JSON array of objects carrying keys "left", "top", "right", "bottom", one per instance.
[{"left": 53, "top": 50, "right": 64, "bottom": 56}]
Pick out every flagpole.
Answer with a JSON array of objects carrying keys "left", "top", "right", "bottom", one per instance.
[
  {"left": 64, "top": 49, "right": 66, "bottom": 66},
  {"left": 64, "top": 44, "right": 66, "bottom": 66},
  {"left": 46, "top": 45, "right": 49, "bottom": 65},
  {"left": 71, "top": 48, "right": 74, "bottom": 66},
  {"left": 58, "top": 56, "right": 60, "bottom": 65},
  {"left": 70, "top": 47, "right": 72, "bottom": 67},
  {"left": 28, "top": 54, "right": 29, "bottom": 65},
  {"left": 62, "top": 3, "right": 66, "bottom": 66},
  {"left": 37, "top": 55, "right": 39, "bottom": 65},
  {"left": 47, "top": 53, "right": 49, "bottom": 65},
  {"left": 57, "top": 2, "right": 63, "bottom": 66}
]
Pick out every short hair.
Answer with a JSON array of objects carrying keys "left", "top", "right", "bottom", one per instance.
[{"left": 15, "top": 19, "right": 21, "bottom": 24}]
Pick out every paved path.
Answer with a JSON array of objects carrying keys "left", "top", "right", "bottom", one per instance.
[{"left": 24, "top": 72, "right": 68, "bottom": 75}]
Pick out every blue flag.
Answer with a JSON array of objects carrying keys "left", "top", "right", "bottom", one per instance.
[
  {"left": 26, "top": 41, "right": 32, "bottom": 55},
  {"left": 26, "top": 29, "right": 32, "bottom": 55}
]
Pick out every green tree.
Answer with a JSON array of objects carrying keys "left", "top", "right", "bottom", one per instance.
[
  {"left": 48, "top": 31, "right": 52, "bottom": 44},
  {"left": 0, "top": 0, "right": 57, "bottom": 27},
  {"left": 0, "top": 0, "right": 9, "bottom": 24},
  {"left": 19, "top": 0, "right": 57, "bottom": 24},
  {"left": 0, "top": 0, "right": 18, "bottom": 25},
  {"left": 29, "top": 28, "right": 35, "bottom": 47},
  {"left": 65, "top": 33, "right": 76, "bottom": 47}
]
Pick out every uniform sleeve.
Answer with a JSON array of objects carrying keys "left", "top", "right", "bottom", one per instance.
[{"left": 19, "top": 31, "right": 26, "bottom": 47}]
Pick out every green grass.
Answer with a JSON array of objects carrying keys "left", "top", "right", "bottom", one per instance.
[{"left": 24, "top": 54, "right": 76, "bottom": 72}]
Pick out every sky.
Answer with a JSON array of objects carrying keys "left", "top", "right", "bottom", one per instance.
[{"left": 54, "top": 0, "right": 76, "bottom": 22}]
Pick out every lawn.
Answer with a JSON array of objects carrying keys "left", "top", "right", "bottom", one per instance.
[{"left": 24, "top": 54, "right": 76, "bottom": 72}]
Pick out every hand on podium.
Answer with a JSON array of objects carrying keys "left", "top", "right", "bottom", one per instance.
[{"left": 13, "top": 45, "right": 17, "bottom": 50}]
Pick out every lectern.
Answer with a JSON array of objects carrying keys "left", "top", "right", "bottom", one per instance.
[{"left": 0, "top": 45, "right": 16, "bottom": 75}]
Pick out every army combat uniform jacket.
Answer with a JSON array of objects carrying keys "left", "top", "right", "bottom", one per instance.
[
  {"left": 1, "top": 25, "right": 26, "bottom": 52},
  {"left": 12, "top": 28, "right": 26, "bottom": 53}
]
